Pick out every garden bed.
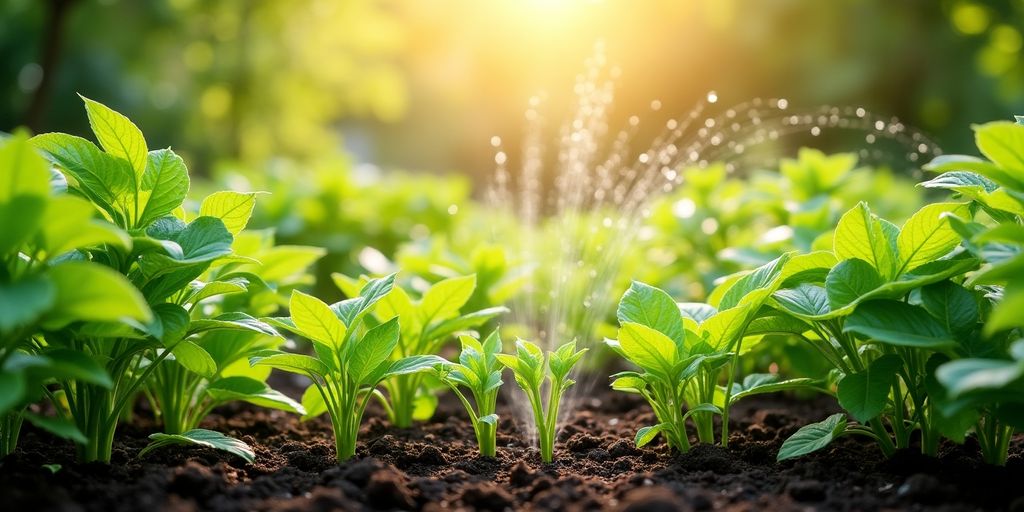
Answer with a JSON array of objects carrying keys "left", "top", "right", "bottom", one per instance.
[{"left": 2, "top": 378, "right": 1021, "bottom": 512}]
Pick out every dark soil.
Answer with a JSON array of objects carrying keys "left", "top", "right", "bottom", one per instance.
[{"left": 2, "top": 375, "right": 1023, "bottom": 512}]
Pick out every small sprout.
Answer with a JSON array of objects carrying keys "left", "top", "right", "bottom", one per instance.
[
  {"left": 497, "top": 339, "right": 587, "bottom": 463},
  {"left": 434, "top": 330, "right": 504, "bottom": 457}
]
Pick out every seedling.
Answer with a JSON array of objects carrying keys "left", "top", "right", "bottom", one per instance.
[
  {"left": 334, "top": 273, "right": 507, "bottom": 427},
  {"left": 256, "top": 274, "right": 445, "bottom": 461},
  {"left": 609, "top": 276, "right": 814, "bottom": 453},
  {"left": 434, "top": 331, "right": 504, "bottom": 457},
  {"left": 497, "top": 339, "right": 586, "bottom": 463}
]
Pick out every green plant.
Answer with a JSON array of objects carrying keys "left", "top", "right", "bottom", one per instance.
[
  {"left": 26, "top": 96, "right": 279, "bottom": 462},
  {"left": 0, "top": 132, "right": 150, "bottom": 457},
  {"left": 334, "top": 273, "right": 507, "bottom": 427},
  {"left": 916, "top": 118, "right": 1024, "bottom": 465},
  {"left": 608, "top": 275, "right": 815, "bottom": 453},
  {"left": 433, "top": 330, "right": 504, "bottom": 457},
  {"left": 770, "top": 201, "right": 982, "bottom": 460},
  {"left": 256, "top": 274, "right": 445, "bottom": 461},
  {"left": 497, "top": 339, "right": 586, "bottom": 463}
]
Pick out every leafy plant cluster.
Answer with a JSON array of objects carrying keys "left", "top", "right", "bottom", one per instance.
[{"left": 0, "top": 97, "right": 323, "bottom": 462}]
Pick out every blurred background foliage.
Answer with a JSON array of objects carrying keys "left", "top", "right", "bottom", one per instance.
[
  {"left": 2, "top": 0, "right": 1023, "bottom": 175},
  {"left": 0, "top": 0, "right": 1019, "bottom": 305}
]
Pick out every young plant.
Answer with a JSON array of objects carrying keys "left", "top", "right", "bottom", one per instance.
[
  {"left": 497, "top": 339, "right": 586, "bottom": 463},
  {"left": 771, "top": 201, "right": 981, "bottom": 461},
  {"left": 256, "top": 274, "right": 445, "bottom": 461},
  {"left": 27, "top": 96, "right": 278, "bottom": 462},
  {"left": 608, "top": 275, "right": 815, "bottom": 453},
  {"left": 0, "top": 132, "right": 148, "bottom": 456},
  {"left": 334, "top": 273, "right": 507, "bottom": 427},
  {"left": 434, "top": 330, "right": 504, "bottom": 457}
]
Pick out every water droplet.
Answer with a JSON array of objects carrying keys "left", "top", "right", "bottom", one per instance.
[
  {"left": 447, "top": 204, "right": 458, "bottom": 215},
  {"left": 706, "top": 91, "right": 718, "bottom": 103},
  {"left": 490, "top": 136, "right": 502, "bottom": 147},
  {"left": 776, "top": 98, "right": 788, "bottom": 109}
]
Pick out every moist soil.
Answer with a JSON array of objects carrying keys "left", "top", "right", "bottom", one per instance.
[{"left": 2, "top": 375, "right": 1023, "bottom": 512}]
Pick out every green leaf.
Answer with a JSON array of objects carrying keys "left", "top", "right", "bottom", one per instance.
[
  {"left": 617, "top": 281, "right": 685, "bottom": 345},
  {"left": 137, "top": 149, "right": 189, "bottom": 228},
  {"left": 833, "top": 202, "right": 898, "bottom": 279},
  {"left": 896, "top": 202, "right": 969, "bottom": 273},
  {"left": 146, "top": 303, "right": 190, "bottom": 343},
  {"left": 617, "top": 322, "right": 677, "bottom": 376},
  {"left": 187, "top": 312, "right": 279, "bottom": 338},
  {"left": 299, "top": 385, "right": 327, "bottom": 421},
  {"left": 206, "top": 376, "right": 304, "bottom": 414},
  {"left": 45, "top": 261, "right": 151, "bottom": 327},
  {"left": 825, "top": 259, "right": 883, "bottom": 308},
  {"left": 29, "top": 133, "right": 134, "bottom": 218},
  {"left": 23, "top": 412, "right": 87, "bottom": 444},
  {"left": 144, "top": 216, "right": 234, "bottom": 267},
  {"left": 39, "top": 195, "right": 131, "bottom": 256},
  {"left": 677, "top": 302, "right": 717, "bottom": 323},
  {"left": 199, "top": 191, "right": 259, "bottom": 236},
  {"left": 188, "top": 277, "right": 249, "bottom": 304},
  {"left": 974, "top": 122, "right": 1024, "bottom": 187},
  {"left": 170, "top": 341, "right": 217, "bottom": 378},
  {"left": 348, "top": 316, "right": 401, "bottom": 383},
  {"left": 0, "top": 133, "right": 50, "bottom": 253},
  {"left": 0, "top": 276, "right": 55, "bottom": 332},
  {"left": 385, "top": 354, "right": 449, "bottom": 377},
  {"left": 249, "top": 351, "right": 328, "bottom": 377},
  {"left": 700, "top": 304, "right": 753, "bottom": 351},
  {"left": 420, "top": 275, "right": 476, "bottom": 322},
  {"left": 634, "top": 424, "right": 666, "bottom": 448},
  {"left": 139, "top": 429, "right": 255, "bottom": 463},
  {"left": 773, "top": 284, "right": 830, "bottom": 318},
  {"left": 844, "top": 300, "right": 955, "bottom": 348},
  {"left": 43, "top": 348, "right": 113, "bottom": 387},
  {"left": 920, "top": 281, "right": 979, "bottom": 341},
  {"left": 730, "top": 376, "right": 819, "bottom": 402},
  {"left": 936, "top": 358, "right": 1024, "bottom": 398},
  {"left": 0, "top": 371, "right": 26, "bottom": 415},
  {"left": 837, "top": 354, "right": 901, "bottom": 422},
  {"left": 290, "top": 290, "right": 346, "bottom": 347},
  {"left": 777, "top": 413, "right": 846, "bottom": 461},
  {"left": 80, "top": 95, "right": 148, "bottom": 178},
  {"left": 719, "top": 253, "right": 791, "bottom": 310},
  {"left": 681, "top": 403, "right": 722, "bottom": 422}
]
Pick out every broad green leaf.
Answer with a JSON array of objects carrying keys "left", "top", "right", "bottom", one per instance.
[
  {"left": 836, "top": 354, "right": 900, "bottom": 423},
  {"left": 777, "top": 413, "right": 846, "bottom": 461},
  {"left": 81, "top": 95, "right": 148, "bottom": 178},
  {"left": 779, "top": 251, "right": 837, "bottom": 287},
  {"left": 0, "top": 370, "right": 27, "bottom": 414},
  {"left": 681, "top": 403, "right": 722, "bottom": 421},
  {"left": 719, "top": 253, "right": 791, "bottom": 310},
  {"left": 617, "top": 281, "right": 685, "bottom": 345},
  {"left": 147, "top": 216, "right": 234, "bottom": 266},
  {"left": 420, "top": 275, "right": 476, "bottom": 322},
  {"left": 700, "top": 304, "right": 752, "bottom": 350},
  {"left": 299, "top": 385, "right": 327, "bottom": 421},
  {"left": 233, "top": 245, "right": 325, "bottom": 282},
  {"left": 290, "top": 290, "right": 346, "bottom": 347},
  {"left": 730, "top": 376, "right": 819, "bottom": 402},
  {"left": 924, "top": 152, "right": 1024, "bottom": 192},
  {"left": 773, "top": 284, "right": 830, "bottom": 318},
  {"left": 974, "top": 122, "right": 1024, "bottom": 187},
  {"left": 139, "top": 429, "right": 255, "bottom": 463},
  {"left": 39, "top": 195, "right": 131, "bottom": 256},
  {"left": 146, "top": 303, "right": 189, "bottom": 343},
  {"left": 29, "top": 133, "right": 134, "bottom": 217},
  {"left": 936, "top": 358, "right": 1024, "bottom": 398},
  {"left": 199, "top": 191, "right": 259, "bottom": 236},
  {"left": 206, "top": 376, "right": 304, "bottom": 414},
  {"left": 617, "top": 322, "right": 677, "bottom": 376},
  {"left": 188, "top": 277, "right": 249, "bottom": 305},
  {"left": 249, "top": 351, "right": 328, "bottom": 377},
  {"left": 23, "top": 412, "right": 87, "bottom": 444},
  {"left": 348, "top": 317, "right": 401, "bottom": 383},
  {"left": 187, "top": 312, "right": 279, "bottom": 338},
  {"left": 0, "top": 133, "right": 49, "bottom": 253},
  {"left": 634, "top": 424, "right": 665, "bottom": 448},
  {"left": 833, "top": 202, "right": 898, "bottom": 278},
  {"left": 986, "top": 279, "right": 1024, "bottom": 335},
  {"left": 825, "top": 259, "right": 882, "bottom": 308},
  {"left": 0, "top": 276, "right": 55, "bottom": 332},
  {"left": 844, "top": 300, "right": 955, "bottom": 348},
  {"left": 171, "top": 340, "right": 217, "bottom": 378},
  {"left": 610, "top": 374, "right": 647, "bottom": 393},
  {"left": 744, "top": 313, "right": 811, "bottom": 337},
  {"left": 920, "top": 281, "right": 979, "bottom": 340},
  {"left": 45, "top": 261, "right": 151, "bottom": 327},
  {"left": 385, "top": 354, "right": 449, "bottom": 377},
  {"left": 677, "top": 302, "right": 717, "bottom": 323},
  {"left": 896, "top": 202, "right": 968, "bottom": 273},
  {"left": 137, "top": 149, "right": 189, "bottom": 228}
]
